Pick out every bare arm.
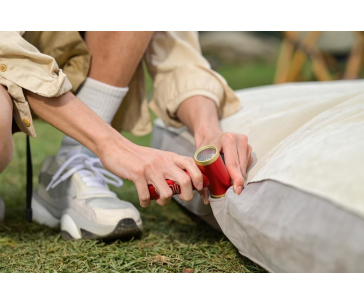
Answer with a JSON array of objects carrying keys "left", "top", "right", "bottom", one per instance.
[
  {"left": 25, "top": 91, "right": 204, "bottom": 207},
  {"left": 176, "top": 96, "right": 253, "bottom": 199},
  {"left": 25, "top": 91, "right": 118, "bottom": 156}
]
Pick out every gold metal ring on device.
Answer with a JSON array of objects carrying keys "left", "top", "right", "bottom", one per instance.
[{"left": 194, "top": 145, "right": 219, "bottom": 166}]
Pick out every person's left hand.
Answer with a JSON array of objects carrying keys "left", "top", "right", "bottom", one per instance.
[
  {"left": 196, "top": 131, "right": 253, "bottom": 204},
  {"left": 176, "top": 95, "right": 253, "bottom": 205}
]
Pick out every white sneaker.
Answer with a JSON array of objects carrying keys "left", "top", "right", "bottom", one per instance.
[
  {"left": 0, "top": 195, "right": 4, "bottom": 222},
  {"left": 32, "top": 146, "right": 143, "bottom": 240}
]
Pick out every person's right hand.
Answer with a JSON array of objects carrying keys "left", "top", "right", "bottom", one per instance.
[
  {"left": 99, "top": 138, "right": 204, "bottom": 208},
  {"left": 24, "top": 91, "right": 203, "bottom": 208}
]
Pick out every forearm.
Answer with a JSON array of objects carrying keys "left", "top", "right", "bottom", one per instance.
[
  {"left": 176, "top": 96, "right": 223, "bottom": 148},
  {"left": 25, "top": 91, "right": 131, "bottom": 157}
]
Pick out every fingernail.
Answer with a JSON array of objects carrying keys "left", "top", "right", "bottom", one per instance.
[
  {"left": 236, "top": 186, "right": 243, "bottom": 195},
  {"left": 141, "top": 200, "right": 150, "bottom": 208},
  {"left": 197, "top": 181, "right": 203, "bottom": 191}
]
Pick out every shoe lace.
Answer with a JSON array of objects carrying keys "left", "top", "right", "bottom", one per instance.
[{"left": 46, "top": 153, "right": 123, "bottom": 197}]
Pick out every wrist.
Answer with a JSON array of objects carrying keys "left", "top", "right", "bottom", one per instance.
[
  {"left": 94, "top": 127, "right": 134, "bottom": 159},
  {"left": 194, "top": 125, "right": 223, "bottom": 149}
]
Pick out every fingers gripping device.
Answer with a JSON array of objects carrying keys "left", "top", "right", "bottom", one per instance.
[{"left": 148, "top": 145, "right": 231, "bottom": 200}]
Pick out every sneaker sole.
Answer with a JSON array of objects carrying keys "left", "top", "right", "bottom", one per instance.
[{"left": 32, "top": 193, "right": 142, "bottom": 241}]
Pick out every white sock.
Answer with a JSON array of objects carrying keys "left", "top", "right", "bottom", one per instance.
[
  {"left": 76, "top": 77, "right": 128, "bottom": 124},
  {"left": 58, "top": 77, "right": 128, "bottom": 157}
]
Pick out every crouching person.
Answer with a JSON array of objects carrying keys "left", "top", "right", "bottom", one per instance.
[
  {"left": 0, "top": 31, "right": 252, "bottom": 240},
  {"left": 0, "top": 31, "right": 206, "bottom": 240}
]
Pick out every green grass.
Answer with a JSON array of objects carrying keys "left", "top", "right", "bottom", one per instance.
[
  {"left": 0, "top": 61, "right": 274, "bottom": 273},
  {"left": 216, "top": 61, "right": 276, "bottom": 90}
]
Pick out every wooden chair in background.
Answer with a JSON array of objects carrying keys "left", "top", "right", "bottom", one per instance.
[{"left": 274, "top": 31, "right": 364, "bottom": 84}]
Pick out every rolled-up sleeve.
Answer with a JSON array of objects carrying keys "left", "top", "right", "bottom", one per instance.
[
  {"left": 0, "top": 31, "right": 72, "bottom": 137},
  {"left": 145, "top": 31, "right": 240, "bottom": 128}
]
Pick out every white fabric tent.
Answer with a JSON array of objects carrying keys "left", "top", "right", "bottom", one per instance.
[{"left": 151, "top": 80, "right": 364, "bottom": 272}]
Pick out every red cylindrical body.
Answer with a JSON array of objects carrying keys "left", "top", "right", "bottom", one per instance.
[
  {"left": 148, "top": 171, "right": 210, "bottom": 200},
  {"left": 194, "top": 145, "right": 231, "bottom": 198}
]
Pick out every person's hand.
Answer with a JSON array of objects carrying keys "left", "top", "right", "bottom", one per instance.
[
  {"left": 175, "top": 95, "right": 253, "bottom": 205},
  {"left": 99, "top": 137, "right": 204, "bottom": 208},
  {"left": 196, "top": 130, "right": 253, "bottom": 204},
  {"left": 23, "top": 90, "right": 204, "bottom": 208}
]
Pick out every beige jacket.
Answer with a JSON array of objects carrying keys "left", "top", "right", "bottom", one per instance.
[{"left": 0, "top": 31, "right": 240, "bottom": 137}]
